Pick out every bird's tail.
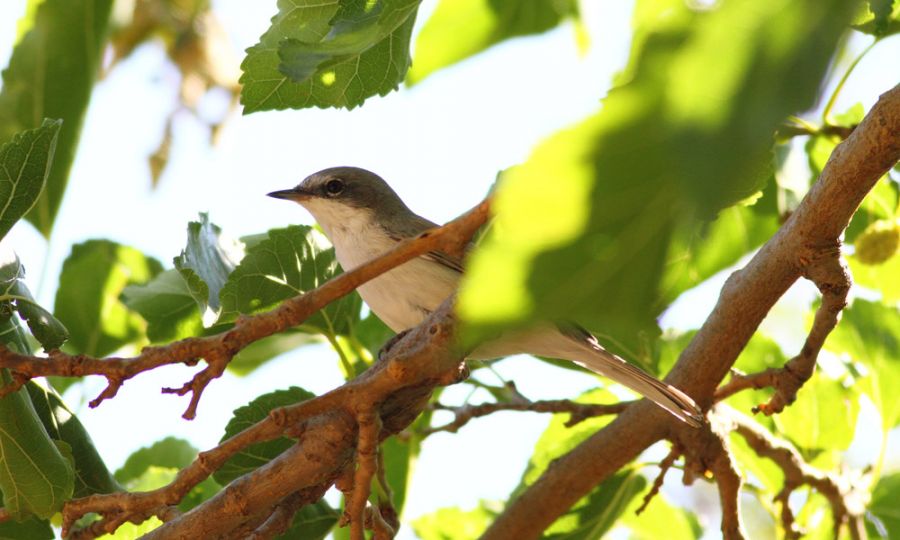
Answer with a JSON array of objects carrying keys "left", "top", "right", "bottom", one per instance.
[{"left": 559, "top": 326, "right": 704, "bottom": 427}]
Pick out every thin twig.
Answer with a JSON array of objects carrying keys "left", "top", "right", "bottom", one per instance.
[{"left": 423, "top": 399, "right": 630, "bottom": 435}]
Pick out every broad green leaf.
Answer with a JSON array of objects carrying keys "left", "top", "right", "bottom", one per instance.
[
  {"left": 0, "top": 0, "right": 114, "bottom": 236},
  {"left": 174, "top": 214, "right": 244, "bottom": 325},
  {"left": 659, "top": 185, "right": 779, "bottom": 309},
  {"left": 121, "top": 269, "right": 203, "bottom": 343},
  {"left": 25, "top": 381, "right": 119, "bottom": 497},
  {"left": 867, "top": 472, "right": 900, "bottom": 539},
  {"left": 0, "top": 330, "right": 75, "bottom": 519},
  {"left": 241, "top": 0, "right": 418, "bottom": 112},
  {"left": 275, "top": 501, "right": 340, "bottom": 540},
  {"left": 409, "top": 0, "right": 578, "bottom": 84},
  {"left": 518, "top": 388, "right": 617, "bottom": 490},
  {"left": 97, "top": 514, "right": 163, "bottom": 539},
  {"left": 412, "top": 501, "right": 500, "bottom": 540},
  {"left": 0, "top": 516, "right": 54, "bottom": 540},
  {"left": 218, "top": 225, "right": 362, "bottom": 337},
  {"left": 728, "top": 430, "right": 784, "bottom": 493},
  {"left": 544, "top": 470, "right": 647, "bottom": 539},
  {"left": 854, "top": 1, "right": 900, "bottom": 36},
  {"left": 459, "top": 0, "right": 855, "bottom": 346},
  {"left": 846, "top": 178, "right": 899, "bottom": 244},
  {"left": 228, "top": 331, "right": 320, "bottom": 376},
  {"left": 847, "top": 250, "right": 900, "bottom": 303},
  {"left": 380, "top": 408, "right": 430, "bottom": 516},
  {"left": 826, "top": 300, "right": 900, "bottom": 429},
  {"left": 623, "top": 494, "right": 700, "bottom": 540},
  {"left": 114, "top": 437, "right": 197, "bottom": 485},
  {"left": 0, "top": 120, "right": 61, "bottom": 241},
  {"left": 773, "top": 374, "right": 859, "bottom": 451},
  {"left": 0, "top": 250, "right": 68, "bottom": 350},
  {"left": 352, "top": 311, "right": 394, "bottom": 357},
  {"left": 54, "top": 240, "right": 162, "bottom": 357},
  {"left": 214, "top": 386, "right": 316, "bottom": 485}
]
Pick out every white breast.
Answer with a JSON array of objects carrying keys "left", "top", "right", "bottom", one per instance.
[{"left": 309, "top": 200, "right": 460, "bottom": 332}]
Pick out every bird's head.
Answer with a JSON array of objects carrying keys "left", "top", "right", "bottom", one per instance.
[{"left": 268, "top": 166, "right": 411, "bottom": 232}]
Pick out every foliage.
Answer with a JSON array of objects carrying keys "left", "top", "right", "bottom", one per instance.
[{"left": 0, "top": 0, "right": 898, "bottom": 538}]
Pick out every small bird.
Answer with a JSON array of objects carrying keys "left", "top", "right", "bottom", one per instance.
[{"left": 268, "top": 166, "right": 702, "bottom": 426}]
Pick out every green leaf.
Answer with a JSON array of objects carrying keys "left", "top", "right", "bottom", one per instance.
[
  {"left": 544, "top": 470, "right": 647, "bottom": 539},
  {"left": 854, "top": 1, "right": 900, "bottom": 36},
  {"left": 276, "top": 501, "right": 340, "bottom": 540},
  {"left": 846, "top": 177, "right": 899, "bottom": 244},
  {"left": 847, "top": 249, "right": 900, "bottom": 303},
  {"left": 54, "top": 240, "right": 162, "bottom": 357},
  {"left": 867, "top": 472, "right": 900, "bottom": 539},
  {"left": 408, "top": 0, "right": 578, "bottom": 84},
  {"left": 218, "top": 225, "right": 362, "bottom": 337},
  {"left": 659, "top": 185, "right": 780, "bottom": 309},
  {"left": 772, "top": 374, "right": 859, "bottom": 452},
  {"left": 174, "top": 214, "right": 244, "bottom": 325},
  {"left": 826, "top": 299, "right": 900, "bottom": 429},
  {"left": 0, "top": 120, "right": 61, "bottom": 241},
  {"left": 0, "top": 516, "right": 54, "bottom": 540},
  {"left": 622, "top": 494, "right": 700, "bottom": 540},
  {"left": 352, "top": 311, "right": 394, "bottom": 356},
  {"left": 25, "top": 381, "right": 119, "bottom": 497},
  {"left": 121, "top": 269, "right": 204, "bottom": 343},
  {"left": 0, "top": 249, "right": 68, "bottom": 350},
  {"left": 459, "top": 0, "right": 856, "bottom": 346},
  {"left": 214, "top": 387, "right": 316, "bottom": 485},
  {"left": 0, "top": 0, "right": 115, "bottom": 236},
  {"left": 0, "top": 360, "right": 75, "bottom": 519},
  {"left": 241, "top": 0, "right": 419, "bottom": 112},
  {"left": 114, "top": 437, "right": 198, "bottom": 485},
  {"left": 412, "top": 501, "right": 500, "bottom": 540},
  {"left": 228, "top": 331, "right": 321, "bottom": 376}
]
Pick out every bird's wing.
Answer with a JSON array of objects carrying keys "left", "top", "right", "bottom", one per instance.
[{"left": 387, "top": 213, "right": 467, "bottom": 274}]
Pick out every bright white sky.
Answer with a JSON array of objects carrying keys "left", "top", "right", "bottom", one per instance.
[{"left": 0, "top": 1, "right": 898, "bottom": 538}]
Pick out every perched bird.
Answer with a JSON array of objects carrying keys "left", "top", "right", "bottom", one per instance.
[{"left": 268, "top": 166, "right": 702, "bottom": 426}]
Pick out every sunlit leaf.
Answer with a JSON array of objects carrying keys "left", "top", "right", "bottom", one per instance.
[
  {"left": 0, "top": 250, "right": 68, "bottom": 350},
  {"left": 460, "top": 0, "right": 855, "bottom": 345},
  {"left": 114, "top": 437, "right": 198, "bottom": 485},
  {"left": 25, "top": 381, "right": 119, "bottom": 497},
  {"left": 54, "top": 240, "right": 162, "bottom": 357},
  {"left": 218, "top": 225, "right": 362, "bottom": 337},
  {"left": 412, "top": 501, "right": 500, "bottom": 540},
  {"left": 174, "top": 214, "right": 244, "bottom": 325},
  {"left": 0, "top": 326, "right": 74, "bottom": 519},
  {"left": 121, "top": 269, "right": 203, "bottom": 343},
  {"left": 214, "top": 386, "right": 316, "bottom": 485},
  {"left": 0, "top": 120, "right": 61, "bottom": 241},
  {"left": 773, "top": 374, "right": 859, "bottom": 451},
  {"left": 0, "top": 0, "right": 114, "bottom": 236},
  {"left": 409, "top": 0, "right": 578, "bottom": 84},
  {"left": 867, "top": 472, "right": 900, "bottom": 539},
  {"left": 623, "top": 493, "right": 700, "bottom": 540},
  {"left": 241, "top": 0, "right": 419, "bottom": 112},
  {"left": 826, "top": 300, "right": 900, "bottom": 429}
]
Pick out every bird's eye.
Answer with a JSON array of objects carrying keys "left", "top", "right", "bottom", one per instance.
[{"left": 324, "top": 179, "right": 344, "bottom": 196}]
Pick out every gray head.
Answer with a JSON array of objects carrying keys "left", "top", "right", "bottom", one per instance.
[{"left": 268, "top": 166, "right": 414, "bottom": 228}]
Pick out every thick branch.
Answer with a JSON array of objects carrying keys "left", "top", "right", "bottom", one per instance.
[
  {"left": 0, "top": 199, "right": 489, "bottom": 419},
  {"left": 483, "top": 85, "right": 900, "bottom": 539}
]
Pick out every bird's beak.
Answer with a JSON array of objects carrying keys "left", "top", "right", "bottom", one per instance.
[{"left": 267, "top": 187, "right": 313, "bottom": 201}]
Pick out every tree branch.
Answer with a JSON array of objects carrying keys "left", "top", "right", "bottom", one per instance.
[
  {"left": 482, "top": 84, "right": 900, "bottom": 539},
  {"left": 422, "top": 399, "right": 630, "bottom": 435},
  {"left": 727, "top": 406, "right": 867, "bottom": 539},
  {"left": 0, "top": 199, "right": 489, "bottom": 419}
]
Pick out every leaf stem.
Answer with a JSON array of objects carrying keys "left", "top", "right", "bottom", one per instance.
[{"left": 822, "top": 39, "right": 878, "bottom": 122}]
